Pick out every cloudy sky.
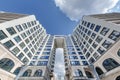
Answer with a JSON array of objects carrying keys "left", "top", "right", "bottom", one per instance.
[{"left": 0, "top": 0, "right": 120, "bottom": 35}]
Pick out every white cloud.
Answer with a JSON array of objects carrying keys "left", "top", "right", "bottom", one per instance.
[{"left": 54, "top": 0, "right": 119, "bottom": 21}]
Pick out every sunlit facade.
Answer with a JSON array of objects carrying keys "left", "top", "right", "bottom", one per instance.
[{"left": 0, "top": 12, "right": 120, "bottom": 80}]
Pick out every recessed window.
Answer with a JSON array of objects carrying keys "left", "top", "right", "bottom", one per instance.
[
  {"left": 96, "top": 36, "right": 103, "bottom": 43},
  {"left": 6, "top": 27, "right": 16, "bottom": 35},
  {"left": 117, "top": 49, "right": 120, "bottom": 57},
  {"left": 82, "top": 61, "right": 88, "bottom": 65},
  {"left": 90, "top": 23, "right": 95, "bottom": 30},
  {"left": 37, "top": 61, "right": 48, "bottom": 66},
  {"left": 97, "top": 47, "right": 105, "bottom": 55},
  {"left": 22, "top": 57, "right": 29, "bottom": 64},
  {"left": 0, "top": 30, "right": 7, "bottom": 40},
  {"left": 87, "top": 22, "right": 90, "bottom": 27},
  {"left": 91, "top": 33, "right": 96, "bottom": 39},
  {"left": 109, "top": 30, "right": 120, "bottom": 41},
  {"left": 3, "top": 40, "right": 14, "bottom": 49},
  {"left": 94, "top": 25, "right": 101, "bottom": 32},
  {"left": 12, "top": 47, "right": 20, "bottom": 55},
  {"left": 17, "top": 53, "right": 24, "bottom": 60},
  {"left": 21, "top": 33, "right": 27, "bottom": 39},
  {"left": 92, "top": 42, "right": 98, "bottom": 48},
  {"left": 93, "top": 52, "right": 100, "bottom": 60},
  {"left": 70, "top": 61, "right": 80, "bottom": 66},
  {"left": 40, "top": 56, "right": 49, "bottom": 59},
  {"left": 16, "top": 25, "right": 23, "bottom": 32},
  {"left": 102, "top": 40, "right": 112, "bottom": 49},
  {"left": 14, "top": 36, "right": 22, "bottom": 43},
  {"left": 89, "top": 57, "right": 95, "bottom": 64},
  {"left": 100, "top": 27, "right": 109, "bottom": 36},
  {"left": 85, "top": 52, "right": 90, "bottom": 58},
  {"left": 19, "top": 42, "right": 25, "bottom": 49}
]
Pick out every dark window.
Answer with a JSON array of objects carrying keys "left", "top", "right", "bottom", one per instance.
[
  {"left": 100, "top": 27, "right": 109, "bottom": 36},
  {"left": 87, "top": 22, "right": 90, "bottom": 27},
  {"left": 117, "top": 49, "right": 120, "bottom": 57},
  {"left": 74, "top": 69, "right": 83, "bottom": 77},
  {"left": 97, "top": 47, "right": 105, "bottom": 55},
  {"left": 3, "top": 40, "right": 14, "bottom": 49},
  {"left": 116, "top": 75, "right": 120, "bottom": 80},
  {"left": 0, "top": 30, "right": 7, "bottom": 40},
  {"left": 102, "top": 40, "right": 112, "bottom": 49},
  {"left": 91, "top": 33, "right": 96, "bottom": 39},
  {"left": 33, "top": 69, "right": 42, "bottom": 77},
  {"left": 6, "top": 27, "right": 16, "bottom": 35},
  {"left": 14, "top": 36, "right": 21, "bottom": 43},
  {"left": 40, "top": 56, "right": 49, "bottom": 59},
  {"left": 89, "top": 57, "right": 95, "bottom": 64},
  {"left": 82, "top": 61, "right": 88, "bottom": 65},
  {"left": 94, "top": 25, "right": 101, "bottom": 32},
  {"left": 37, "top": 61, "right": 48, "bottom": 66},
  {"left": 70, "top": 61, "right": 80, "bottom": 66},
  {"left": 85, "top": 71, "right": 94, "bottom": 78},
  {"left": 103, "top": 58, "right": 119, "bottom": 71},
  {"left": 109, "top": 30, "right": 120, "bottom": 41},
  {"left": 96, "top": 36, "right": 103, "bottom": 43},
  {"left": 95, "top": 67, "right": 104, "bottom": 76},
  {"left": 0, "top": 58, "right": 14, "bottom": 71},
  {"left": 23, "top": 69, "right": 32, "bottom": 77},
  {"left": 14, "top": 67, "right": 22, "bottom": 75},
  {"left": 90, "top": 23, "right": 95, "bottom": 30},
  {"left": 16, "top": 25, "right": 23, "bottom": 32}
]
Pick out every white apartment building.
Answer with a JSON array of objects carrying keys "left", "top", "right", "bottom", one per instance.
[{"left": 0, "top": 12, "right": 120, "bottom": 80}]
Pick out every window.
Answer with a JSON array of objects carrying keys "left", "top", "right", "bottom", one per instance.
[
  {"left": 22, "top": 57, "right": 29, "bottom": 64},
  {"left": 33, "top": 69, "right": 42, "bottom": 77},
  {"left": 0, "top": 58, "right": 14, "bottom": 71},
  {"left": 87, "top": 22, "right": 90, "bottom": 27},
  {"left": 100, "top": 27, "right": 109, "bottom": 36},
  {"left": 0, "top": 30, "right": 7, "bottom": 40},
  {"left": 70, "top": 61, "right": 80, "bottom": 66},
  {"left": 94, "top": 25, "right": 101, "bottom": 32},
  {"left": 91, "top": 33, "right": 96, "bottom": 39},
  {"left": 14, "top": 67, "right": 22, "bottom": 75},
  {"left": 80, "top": 56, "right": 85, "bottom": 59},
  {"left": 102, "top": 40, "right": 112, "bottom": 49},
  {"left": 12, "top": 47, "right": 20, "bottom": 55},
  {"left": 96, "top": 36, "right": 103, "bottom": 43},
  {"left": 19, "top": 42, "right": 25, "bottom": 49},
  {"left": 116, "top": 75, "right": 120, "bottom": 80},
  {"left": 21, "top": 33, "right": 27, "bottom": 39},
  {"left": 93, "top": 52, "right": 100, "bottom": 60},
  {"left": 23, "top": 69, "right": 32, "bottom": 77},
  {"left": 27, "top": 52, "right": 32, "bottom": 58},
  {"left": 24, "top": 47, "right": 29, "bottom": 53},
  {"left": 95, "top": 67, "right": 104, "bottom": 76},
  {"left": 117, "top": 49, "right": 120, "bottom": 57},
  {"left": 86, "top": 52, "right": 90, "bottom": 58},
  {"left": 14, "top": 36, "right": 21, "bottom": 43},
  {"left": 90, "top": 23, "right": 95, "bottom": 30},
  {"left": 109, "top": 30, "right": 120, "bottom": 41},
  {"left": 89, "top": 57, "right": 95, "bottom": 64},
  {"left": 16, "top": 25, "right": 23, "bottom": 32},
  {"left": 25, "top": 38, "right": 30, "bottom": 44},
  {"left": 103, "top": 58, "right": 119, "bottom": 71},
  {"left": 6, "top": 27, "right": 16, "bottom": 35},
  {"left": 85, "top": 71, "right": 93, "bottom": 78},
  {"left": 40, "top": 56, "right": 49, "bottom": 59},
  {"left": 92, "top": 42, "right": 98, "bottom": 48},
  {"left": 97, "top": 47, "right": 105, "bottom": 54},
  {"left": 3, "top": 40, "right": 14, "bottom": 49},
  {"left": 82, "top": 61, "right": 88, "bottom": 65},
  {"left": 37, "top": 61, "right": 48, "bottom": 66},
  {"left": 17, "top": 53, "right": 24, "bottom": 60},
  {"left": 74, "top": 69, "right": 83, "bottom": 77}
]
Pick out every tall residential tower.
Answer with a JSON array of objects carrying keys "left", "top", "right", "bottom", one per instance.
[{"left": 0, "top": 12, "right": 120, "bottom": 80}]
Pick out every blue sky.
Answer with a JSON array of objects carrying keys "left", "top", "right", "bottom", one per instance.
[{"left": 0, "top": 0, "right": 120, "bottom": 35}]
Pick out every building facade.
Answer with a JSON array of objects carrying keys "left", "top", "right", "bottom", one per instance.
[{"left": 0, "top": 12, "right": 120, "bottom": 80}]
